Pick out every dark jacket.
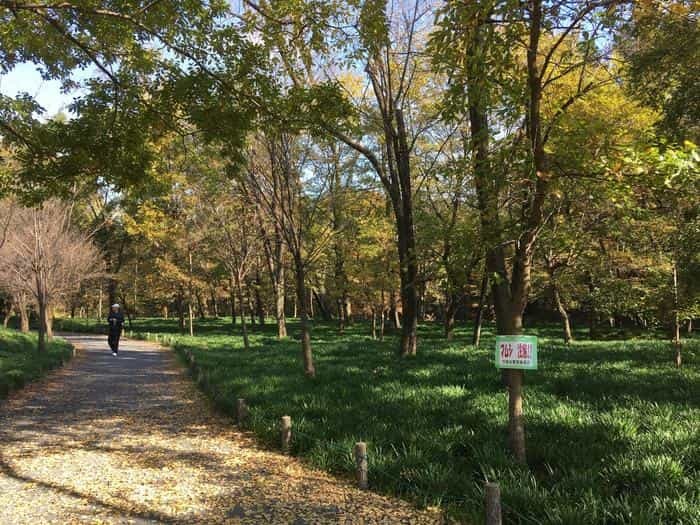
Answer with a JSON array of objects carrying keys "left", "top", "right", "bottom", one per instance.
[{"left": 107, "top": 311, "right": 125, "bottom": 334}]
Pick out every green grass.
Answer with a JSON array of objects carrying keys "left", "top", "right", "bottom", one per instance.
[
  {"left": 58, "top": 316, "right": 700, "bottom": 524},
  {"left": 0, "top": 327, "right": 74, "bottom": 399}
]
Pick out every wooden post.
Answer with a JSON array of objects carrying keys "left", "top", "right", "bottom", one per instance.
[
  {"left": 484, "top": 482, "right": 502, "bottom": 525},
  {"left": 354, "top": 442, "right": 368, "bottom": 489},
  {"left": 280, "top": 415, "right": 292, "bottom": 453},
  {"left": 236, "top": 398, "right": 248, "bottom": 425}
]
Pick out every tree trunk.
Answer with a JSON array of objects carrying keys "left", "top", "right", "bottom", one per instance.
[
  {"left": 133, "top": 260, "right": 139, "bottom": 318},
  {"left": 444, "top": 291, "right": 459, "bottom": 341},
  {"left": 98, "top": 287, "right": 103, "bottom": 320},
  {"left": 229, "top": 276, "right": 236, "bottom": 326},
  {"left": 36, "top": 282, "right": 47, "bottom": 353},
  {"left": 380, "top": 308, "right": 386, "bottom": 341},
  {"left": 210, "top": 285, "right": 219, "bottom": 318},
  {"left": 472, "top": 271, "right": 489, "bottom": 347},
  {"left": 188, "top": 250, "right": 195, "bottom": 336},
  {"left": 246, "top": 279, "right": 255, "bottom": 327},
  {"left": 45, "top": 305, "right": 53, "bottom": 339},
  {"left": 120, "top": 295, "right": 133, "bottom": 329},
  {"left": 390, "top": 292, "right": 401, "bottom": 330},
  {"left": 308, "top": 287, "right": 314, "bottom": 319},
  {"left": 188, "top": 301, "right": 194, "bottom": 337},
  {"left": 496, "top": 307, "right": 526, "bottom": 464},
  {"left": 552, "top": 282, "right": 573, "bottom": 344},
  {"left": 312, "top": 289, "right": 332, "bottom": 321},
  {"left": 394, "top": 109, "right": 419, "bottom": 356},
  {"left": 2, "top": 299, "right": 12, "bottom": 328},
  {"left": 254, "top": 268, "right": 265, "bottom": 326},
  {"left": 261, "top": 217, "right": 287, "bottom": 338},
  {"left": 672, "top": 262, "right": 681, "bottom": 366},
  {"left": 469, "top": 21, "right": 529, "bottom": 462},
  {"left": 234, "top": 272, "right": 250, "bottom": 351},
  {"left": 18, "top": 292, "right": 29, "bottom": 333},
  {"left": 337, "top": 298, "right": 346, "bottom": 334},
  {"left": 196, "top": 291, "right": 206, "bottom": 320},
  {"left": 687, "top": 318, "right": 693, "bottom": 334},
  {"left": 177, "top": 288, "right": 185, "bottom": 333},
  {"left": 107, "top": 279, "right": 116, "bottom": 311},
  {"left": 371, "top": 307, "right": 377, "bottom": 340},
  {"left": 276, "top": 278, "right": 287, "bottom": 337},
  {"left": 293, "top": 255, "right": 315, "bottom": 377}
]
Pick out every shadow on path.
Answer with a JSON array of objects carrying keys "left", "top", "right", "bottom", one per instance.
[{"left": 0, "top": 334, "right": 443, "bottom": 525}]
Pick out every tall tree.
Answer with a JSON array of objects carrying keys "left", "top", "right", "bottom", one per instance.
[{"left": 432, "top": 0, "right": 624, "bottom": 462}]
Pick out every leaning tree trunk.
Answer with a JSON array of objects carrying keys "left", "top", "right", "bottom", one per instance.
[
  {"left": 552, "top": 281, "right": 573, "bottom": 344},
  {"left": 293, "top": 255, "right": 315, "bottom": 377}
]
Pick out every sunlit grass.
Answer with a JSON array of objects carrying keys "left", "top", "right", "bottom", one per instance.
[
  {"left": 58, "top": 316, "right": 699, "bottom": 524},
  {"left": 0, "top": 327, "right": 74, "bottom": 398}
]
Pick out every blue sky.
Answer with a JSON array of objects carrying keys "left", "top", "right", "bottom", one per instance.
[{"left": 0, "top": 63, "right": 85, "bottom": 118}]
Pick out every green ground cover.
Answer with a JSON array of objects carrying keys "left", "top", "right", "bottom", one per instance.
[
  {"left": 58, "top": 316, "right": 699, "bottom": 524},
  {"left": 0, "top": 327, "right": 74, "bottom": 399}
]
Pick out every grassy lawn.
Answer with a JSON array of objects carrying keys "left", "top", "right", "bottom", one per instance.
[
  {"left": 0, "top": 327, "right": 74, "bottom": 399},
  {"left": 58, "top": 316, "right": 699, "bottom": 524}
]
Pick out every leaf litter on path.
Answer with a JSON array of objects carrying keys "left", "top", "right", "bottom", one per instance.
[{"left": 0, "top": 334, "right": 447, "bottom": 524}]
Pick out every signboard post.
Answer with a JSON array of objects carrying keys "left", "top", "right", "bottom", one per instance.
[{"left": 495, "top": 335, "right": 538, "bottom": 370}]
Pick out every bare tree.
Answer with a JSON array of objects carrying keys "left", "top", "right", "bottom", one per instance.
[{"left": 0, "top": 199, "right": 103, "bottom": 351}]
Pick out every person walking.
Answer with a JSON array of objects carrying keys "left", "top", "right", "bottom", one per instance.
[{"left": 107, "top": 303, "right": 125, "bottom": 356}]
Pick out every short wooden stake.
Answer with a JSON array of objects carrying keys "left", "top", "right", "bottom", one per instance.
[
  {"left": 236, "top": 398, "right": 249, "bottom": 425},
  {"left": 355, "top": 442, "right": 368, "bottom": 489},
  {"left": 485, "top": 482, "right": 502, "bottom": 525},
  {"left": 280, "top": 415, "right": 292, "bottom": 453}
]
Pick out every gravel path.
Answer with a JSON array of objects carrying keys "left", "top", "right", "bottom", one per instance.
[{"left": 0, "top": 334, "right": 444, "bottom": 524}]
